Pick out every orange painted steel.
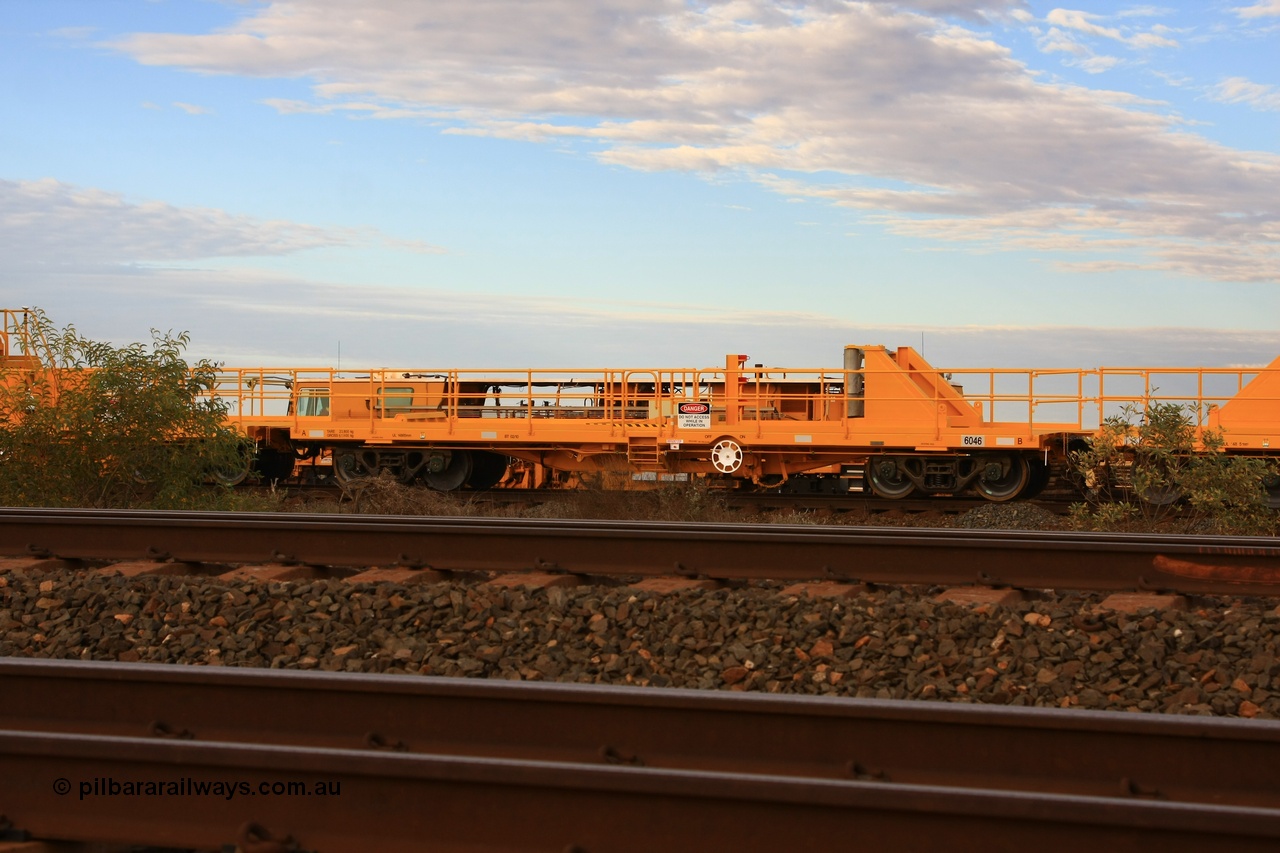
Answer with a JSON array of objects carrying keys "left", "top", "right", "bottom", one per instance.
[
  {"left": 0, "top": 308, "right": 52, "bottom": 391},
  {"left": 206, "top": 345, "right": 1278, "bottom": 490},
  {"left": 3, "top": 309, "right": 1278, "bottom": 499}
]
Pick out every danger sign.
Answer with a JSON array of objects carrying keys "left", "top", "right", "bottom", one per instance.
[{"left": 677, "top": 401, "right": 711, "bottom": 430}]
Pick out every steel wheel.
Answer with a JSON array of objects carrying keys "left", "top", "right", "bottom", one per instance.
[
  {"left": 331, "top": 450, "right": 368, "bottom": 485},
  {"left": 211, "top": 449, "right": 251, "bottom": 487},
  {"left": 1136, "top": 483, "right": 1183, "bottom": 506},
  {"left": 710, "top": 439, "right": 744, "bottom": 474},
  {"left": 466, "top": 451, "right": 510, "bottom": 490},
  {"left": 1017, "top": 458, "right": 1051, "bottom": 499},
  {"left": 422, "top": 450, "right": 472, "bottom": 491},
  {"left": 1133, "top": 458, "right": 1182, "bottom": 506},
  {"left": 1265, "top": 472, "right": 1280, "bottom": 510},
  {"left": 254, "top": 447, "right": 296, "bottom": 483},
  {"left": 866, "top": 457, "right": 914, "bottom": 499},
  {"left": 974, "top": 455, "right": 1030, "bottom": 502}
]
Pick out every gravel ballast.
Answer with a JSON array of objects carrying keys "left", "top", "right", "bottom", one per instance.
[{"left": 2, "top": 569, "right": 1278, "bottom": 719}]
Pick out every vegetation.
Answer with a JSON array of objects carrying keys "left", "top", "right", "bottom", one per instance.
[
  {"left": 1069, "top": 402, "right": 1276, "bottom": 535},
  {"left": 0, "top": 308, "right": 252, "bottom": 509},
  {"left": 3, "top": 309, "right": 1273, "bottom": 534},
  {"left": 334, "top": 469, "right": 741, "bottom": 523}
]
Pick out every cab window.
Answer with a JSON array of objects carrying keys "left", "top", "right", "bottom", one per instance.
[
  {"left": 297, "top": 389, "right": 330, "bottom": 417},
  {"left": 376, "top": 386, "right": 414, "bottom": 416}
]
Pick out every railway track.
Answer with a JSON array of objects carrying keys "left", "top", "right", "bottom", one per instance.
[
  {"left": 254, "top": 478, "right": 1081, "bottom": 515},
  {"left": 2, "top": 658, "right": 1278, "bottom": 852},
  {"left": 1, "top": 507, "right": 1278, "bottom": 595}
]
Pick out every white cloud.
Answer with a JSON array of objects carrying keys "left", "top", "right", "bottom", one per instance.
[
  {"left": 260, "top": 98, "right": 446, "bottom": 121},
  {"left": 1212, "top": 76, "right": 1280, "bottom": 111},
  {"left": 880, "top": 0, "right": 1029, "bottom": 18},
  {"left": 1049, "top": 9, "right": 1131, "bottom": 42},
  {"left": 1039, "top": 27, "right": 1090, "bottom": 56},
  {"left": 0, "top": 178, "right": 442, "bottom": 269},
  {"left": 1034, "top": 8, "right": 1178, "bottom": 73},
  {"left": 172, "top": 101, "right": 212, "bottom": 115},
  {"left": 1044, "top": 9, "right": 1177, "bottom": 48},
  {"left": 107, "top": 1, "right": 1280, "bottom": 283},
  {"left": 1076, "top": 54, "right": 1122, "bottom": 74},
  {"left": 23, "top": 273, "right": 1280, "bottom": 371},
  {"left": 1234, "top": 1, "right": 1280, "bottom": 18},
  {"left": 1115, "top": 6, "right": 1170, "bottom": 18}
]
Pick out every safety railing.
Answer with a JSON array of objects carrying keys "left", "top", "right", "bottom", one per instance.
[{"left": 206, "top": 359, "right": 1280, "bottom": 445}]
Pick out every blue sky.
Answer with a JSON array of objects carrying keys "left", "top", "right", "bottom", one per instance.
[{"left": 2, "top": 0, "right": 1278, "bottom": 370}]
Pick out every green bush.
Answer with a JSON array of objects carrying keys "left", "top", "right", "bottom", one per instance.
[
  {"left": 0, "top": 308, "right": 250, "bottom": 509},
  {"left": 1069, "top": 402, "right": 1275, "bottom": 535}
]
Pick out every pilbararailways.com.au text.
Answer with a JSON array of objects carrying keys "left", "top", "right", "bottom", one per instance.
[{"left": 56, "top": 777, "right": 341, "bottom": 801}]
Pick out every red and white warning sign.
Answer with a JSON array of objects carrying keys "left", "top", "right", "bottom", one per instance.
[{"left": 677, "top": 401, "right": 711, "bottom": 430}]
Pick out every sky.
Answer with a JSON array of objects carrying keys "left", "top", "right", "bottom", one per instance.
[{"left": 2, "top": 0, "right": 1279, "bottom": 371}]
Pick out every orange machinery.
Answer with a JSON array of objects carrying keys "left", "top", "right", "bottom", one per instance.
[
  {"left": 0, "top": 309, "right": 50, "bottom": 389},
  {"left": 3, "top": 308, "right": 1276, "bottom": 504},
  {"left": 212, "top": 346, "right": 1280, "bottom": 503}
]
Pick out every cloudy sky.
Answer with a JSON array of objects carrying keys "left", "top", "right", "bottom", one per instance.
[{"left": 3, "top": 0, "right": 1278, "bottom": 370}]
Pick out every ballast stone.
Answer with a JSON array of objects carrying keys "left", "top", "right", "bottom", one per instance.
[{"left": 0, "top": 568, "right": 1276, "bottom": 718}]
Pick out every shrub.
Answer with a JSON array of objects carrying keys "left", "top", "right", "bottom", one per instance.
[
  {"left": 0, "top": 308, "right": 250, "bottom": 509},
  {"left": 1069, "top": 402, "right": 1275, "bottom": 534}
]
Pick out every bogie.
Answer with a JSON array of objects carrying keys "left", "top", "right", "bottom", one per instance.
[{"left": 864, "top": 453, "right": 1038, "bottom": 502}]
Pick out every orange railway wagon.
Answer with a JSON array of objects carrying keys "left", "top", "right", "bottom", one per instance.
[
  {"left": 3, "top": 308, "right": 1277, "bottom": 506},
  {"left": 211, "top": 346, "right": 1280, "bottom": 505},
  {"left": 0, "top": 308, "right": 53, "bottom": 393}
]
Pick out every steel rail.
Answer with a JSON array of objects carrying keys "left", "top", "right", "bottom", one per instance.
[
  {"left": 726, "top": 490, "right": 1075, "bottom": 510},
  {"left": 1, "top": 659, "right": 1277, "bottom": 809},
  {"left": 1, "top": 507, "right": 1279, "bottom": 593},
  {"left": 257, "top": 479, "right": 1079, "bottom": 515},
  {"left": 7, "top": 729, "right": 1280, "bottom": 853}
]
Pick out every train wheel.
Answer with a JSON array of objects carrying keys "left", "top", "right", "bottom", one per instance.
[
  {"left": 710, "top": 439, "right": 744, "bottom": 474},
  {"left": 1017, "top": 458, "right": 1051, "bottom": 499},
  {"left": 254, "top": 448, "right": 296, "bottom": 483},
  {"left": 1259, "top": 468, "right": 1280, "bottom": 507},
  {"left": 466, "top": 451, "right": 509, "bottom": 490},
  {"left": 866, "top": 457, "right": 914, "bottom": 499},
  {"left": 212, "top": 448, "right": 251, "bottom": 487},
  {"left": 332, "top": 450, "right": 368, "bottom": 485},
  {"left": 132, "top": 465, "right": 159, "bottom": 485},
  {"left": 974, "top": 455, "right": 1030, "bottom": 502},
  {"left": 1136, "top": 483, "right": 1182, "bottom": 506},
  {"left": 1133, "top": 458, "right": 1182, "bottom": 506},
  {"left": 1265, "top": 472, "right": 1280, "bottom": 510},
  {"left": 131, "top": 448, "right": 169, "bottom": 485},
  {"left": 422, "top": 451, "right": 473, "bottom": 491}
]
